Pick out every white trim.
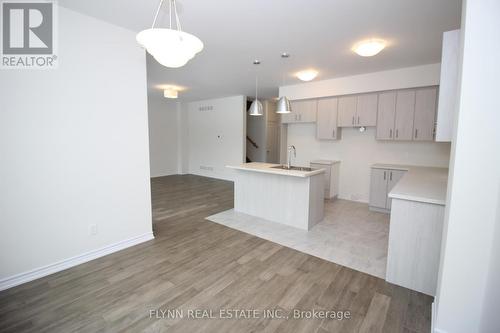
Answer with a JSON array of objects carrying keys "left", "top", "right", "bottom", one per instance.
[
  {"left": 432, "top": 301, "right": 436, "bottom": 332},
  {"left": 432, "top": 301, "right": 448, "bottom": 333},
  {"left": 0, "top": 232, "right": 154, "bottom": 291}
]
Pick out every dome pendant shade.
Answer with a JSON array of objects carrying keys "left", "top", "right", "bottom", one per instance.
[
  {"left": 136, "top": 29, "right": 203, "bottom": 68},
  {"left": 276, "top": 96, "right": 292, "bottom": 114},
  {"left": 248, "top": 99, "right": 263, "bottom": 116},
  {"left": 137, "top": 0, "right": 204, "bottom": 68}
]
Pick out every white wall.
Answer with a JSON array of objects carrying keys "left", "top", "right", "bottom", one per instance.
[
  {"left": 147, "top": 96, "right": 179, "bottom": 177},
  {"left": 434, "top": 0, "right": 500, "bottom": 332},
  {"left": 0, "top": 7, "right": 153, "bottom": 286},
  {"left": 288, "top": 125, "right": 450, "bottom": 202},
  {"left": 281, "top": 64, "right": 450, "bottom": 203},
  {"left": 185, "top": 96, "right": 246, "bottom": 180},
  {"left": 280, "top": 63, "right": 441, "bottom": 100}
]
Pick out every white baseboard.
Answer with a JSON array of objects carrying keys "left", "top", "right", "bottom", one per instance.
[
  {"left": 432, "top": 301, "right": 448, "bottom": 333},
  {"left": 0, "top": 232, "right": 154, "bottom": 291}
]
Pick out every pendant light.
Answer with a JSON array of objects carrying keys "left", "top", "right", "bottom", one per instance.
[
  {"left": 276, "top": 53, "right": 292, "bottom": 114},
  {"left": 248, "top": 60, "right": 263, "bottom": 116},
  {"left": 137, "top": 0, "right": 203, "bottom": 68}
]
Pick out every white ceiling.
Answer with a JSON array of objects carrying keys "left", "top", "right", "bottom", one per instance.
[{"left": 60, "top": 0, "right": 462, "bottom": 101}]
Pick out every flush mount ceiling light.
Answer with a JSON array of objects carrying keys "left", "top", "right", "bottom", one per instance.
[
  {"left": 164, "top": 88, "right": 178, "bottom": 98},
  {"left": 248, "top": 61, "right": 263, "bottom": 116},
  {"left": 352, "top": 39, "right": 386, "bottom": 57},
  {"left": 137, "top": 0, "right": 203, "bottom": 68},
  {"left": 276, "top": 53, "right": 292, "bottom": 114},
  {"left": 296, "top": 69, "right": 318, "bottom": 82}
]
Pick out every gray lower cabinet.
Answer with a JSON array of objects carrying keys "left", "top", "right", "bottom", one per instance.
[
  {"left": 386, "top": 170, "right": 406, "bottom": 210},
  {"left": 369, "top": 167, "right": 407, "bottom": 212}
]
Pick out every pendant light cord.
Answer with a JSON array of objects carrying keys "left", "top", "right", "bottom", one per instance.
[
  {"left": 173, "top": 0, "right": 182, "bottom": 31},
  {"left": 255, "top": 75, "right": 258, "bottom": 101},
  {"left": 151, "top": 0, "right": 164, "bottom": 28},
  {"left": 151, "top": 0, "right": 182, "bottom": 31}
]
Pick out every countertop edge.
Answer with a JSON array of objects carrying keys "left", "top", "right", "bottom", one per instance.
[
  {"left": 388, "top": 193, "right": 446, "bottom": 206},
  {"left": 227, "top": 164, "right": 325, "bottom": 178}
]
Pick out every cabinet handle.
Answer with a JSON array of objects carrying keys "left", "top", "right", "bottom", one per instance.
[
  {"left": 352, "top": 116, "right": 354, "bottom": 125},
  {"left": 384, "top": 171, "right": 386, "bottom": 180},
  {"left": 415, "top": 129, "right": 418, "bottom": 139},
  {"left": 396, "top": 129, "right": 399, "bottom": 138},
  {"left": 390, "top": 171, "right": 393, "bottom": 181},
  {"left": 358, "top": 116, "right": 360, "bottom": 124},
  {"left": 332, "top": 129, "right": 335, "bottom": 138},
  {"left": 389, "top": 129, "right": 393, "bottom": 138}
]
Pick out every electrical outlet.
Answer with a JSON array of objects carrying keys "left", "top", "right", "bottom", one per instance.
[
  {"left": 350, "top": 194, "right": 361, "bottom": 201},
  {"left": 89, "top": 224, "right": 98, "bottom": 236},
  {"left": 200, "top": 165, "right": 214, "bottom": 171}
]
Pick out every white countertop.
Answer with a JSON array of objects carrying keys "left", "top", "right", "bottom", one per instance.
[
  {"left": 227, "top": 162, "right": 325, "bottom": 178},
  {"left": 372, "top": 164, "right": 449, "bottom": 205},
  {"left": 311, "top": 159, "right": 341, "bottom": 165}
]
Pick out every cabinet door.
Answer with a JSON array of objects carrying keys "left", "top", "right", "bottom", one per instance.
[
  {"left": 280, "top": 110, "right": 297, "bottom": 123},
  {"left": 356, "top": 94, "right": 378, "bottom": 126},
  {"left": 337, "top": 96, "right": 357, "bottom": 127},
  {"left": 369, "top": 168, "right": 388, "bottom": 209},
  {"left": 394, "top": 90, "right": 416, "bottom": 140},
  {"left": 311, "top": 163, "right": 332, "bottom": 198},
  {"left": 297, "top": 100, "right": 317, "bottom": 123},
  {"left": 413, "top": 88, "right": 437, "bottom": 141},
  {"left": 316, "top": 98, "right": 339, "bottom": 140},
  {"left": 386, "top": 170, "right": 406, "bottom": 209},
  {"left": 376, "top": 92, "right": 396, "bottom": 140}
]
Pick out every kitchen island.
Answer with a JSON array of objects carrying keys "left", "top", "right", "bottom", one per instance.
[{"left": 227, "top": 162, "right": 325, "bottom": 230}]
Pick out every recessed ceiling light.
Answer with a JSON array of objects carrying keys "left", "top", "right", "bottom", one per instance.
[
  {"left": 296, "top": 70, "right": 318, "bottom": 82},
  {"left": 352, "top": 39, "right": 387, "bottom": 57},
  {"left": 164, "top": 88, "right": 178, "bottom": 99}
]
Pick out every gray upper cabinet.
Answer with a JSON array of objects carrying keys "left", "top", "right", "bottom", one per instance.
[
  {"left": 316, "top": 98, "right": 341, "bottom": 140},
  {"left": 394, "top": 90, "right": 416, "bottom": 141},
  {"left": 283, "top": 87, "right": 437, "bottom": 143},
  {"left": 356, "top": 94, "right": 378, "bottom": 126},
  {"left": 280, "top": 109, "right": 296, "bottom": 123},
  {"left": 376, "top": 92, "right": 397, "bottom": 140},
  {"left": 282, "top": 100, "right": 317, "bottom": 124},
  {"left": 413, "top": 87, "right": 438, "bottom": 141},
  {"left": 337, "top": 96, "right": 357, "bottom": 127},
  {"left": 338, "top": 94, "right": 377, "bottom": 127},
  {"left": 376, "top": 87, "right": 438, "bottom": 142}
]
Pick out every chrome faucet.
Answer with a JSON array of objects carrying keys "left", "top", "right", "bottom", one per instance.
[{"left": 287, "top": 145, "right": 296, "bottom": 169}]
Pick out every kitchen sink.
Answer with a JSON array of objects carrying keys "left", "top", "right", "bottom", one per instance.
[{"left": 271, "top": 165, "right": 315, "bottom": 172}]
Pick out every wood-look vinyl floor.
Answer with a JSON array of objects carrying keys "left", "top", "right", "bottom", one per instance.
[{"left": 0, "top": 175, "right": 432, "bottom": 333}]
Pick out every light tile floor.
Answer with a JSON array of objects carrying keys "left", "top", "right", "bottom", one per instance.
[{"left": 206, "top": 199, "right": 390, "bottom": 278}]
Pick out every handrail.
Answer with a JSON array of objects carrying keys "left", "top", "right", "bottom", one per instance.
[{"left": 246, "top": 136, "right": 259, "bottom": 149}]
